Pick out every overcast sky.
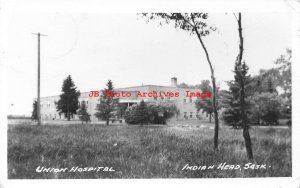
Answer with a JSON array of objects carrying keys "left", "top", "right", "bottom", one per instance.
[{"left": 2, "top": 8, "right": 293, "bottom": 115}]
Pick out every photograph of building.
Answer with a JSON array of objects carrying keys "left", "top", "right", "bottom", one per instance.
[
  {"left": 39, "top": 77, "right": 206, "bottom": 121},
  {"left": 3, "top": 8, "right": 295, "bottom": 182}
]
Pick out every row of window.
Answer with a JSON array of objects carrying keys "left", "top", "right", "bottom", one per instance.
[
  {"left": 42, "top": 112, "right": 199, "bottom": 120},
  {"left": 183, "top": 112, "right": 199, "bottom": 119},
  {"left": 183, "top": 98, "right": 193, "bottom": 103},
  {"left": 40, "top": 103, "right": 52, "bottom": 108},
  {"left": 41, "top": 113, "right": 59, "bottom": 119},
  {"left": 152, "top": 97, "right": 194, "bottom": 103},
  {"left": 41, "top": 98, "right": 196, "bottom": 108},
  {"left": 40, "top": 100, "right": 89, "bottom": 109},
  {"left": 153, "top": 96, "right": 171, "bottom": 101}
]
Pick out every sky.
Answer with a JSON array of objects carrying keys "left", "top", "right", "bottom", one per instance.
[{"left": 1, "top": 9, "right": 293, "bottom": 115}]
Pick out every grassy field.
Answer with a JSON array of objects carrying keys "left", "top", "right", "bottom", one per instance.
[{"left": 7, "top": 120, "right": 291, "bottom": 179}]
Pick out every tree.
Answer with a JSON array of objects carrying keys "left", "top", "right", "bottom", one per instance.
[
  {"left": 31, "top": 100, "right": 38, "bottom": 121},
  {"left": 125, "top": 101, "right": 149, "bottom": 125},
  {"left": 140, "top": 13, "right": 220, "bottom": 149},
  {"left": 252, "top": 68, "right": 280, "bottom": 94},
  {"left": 234, "top": 13, "right": 253, "bottom": 160},
  {"left": 249, "top": 92, "right": 282, "bottom": 125},
  {"left": 56, "top": 75, "right": 80, "bottom": 121},
  {"left": 177, "top": 82, "right": 190, "bottom": 89},
  {"left": 95, "top": 80, "right": 119, "bottom": 125},
  {"left": 250, "top": 49, "right": 291, "bottom": 125},
  {"left": 222, "top": 62, "right": 252, "bottom": 128},
  {"left": 195, "top": 80, "right": 214, "bottom": 122},
  {"left": 195, "top": 98, "right": 213, "bottom": 122},
  {"left": 275, "top": 49, "right": 292, "bottom": 125},
  {"left": 135, "top": 100, "right": 149, "bottom": 126},
  {"left": 77, "top": 101, "right": 90, "bottom": 124},
  {"left": 275, "top": 48, "right": 291, "bottom": 98}
]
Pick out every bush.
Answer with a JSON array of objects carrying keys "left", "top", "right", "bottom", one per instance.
[
  {"left": 125, "top": 101, "right": 179, "bottom": 125},
  {"left": 125, "top": 100, "right": 149, "bottom": 125}
]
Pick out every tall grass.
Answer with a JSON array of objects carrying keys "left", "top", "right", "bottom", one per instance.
[{"left": 7, "top": 123, "right": 291, "bottom": 178}]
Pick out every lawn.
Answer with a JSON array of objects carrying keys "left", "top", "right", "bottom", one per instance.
[{"left": 7, "top": 121, "right": 291, "bottom": 178}]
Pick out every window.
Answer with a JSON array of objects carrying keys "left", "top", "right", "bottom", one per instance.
[
  {"left": 184, "top": 112, "right": 187, "bottom": 119},
  {"left": 183, "top": 99, "right": 186, "bottom": 103},
  {"left": 154, "top": 96, "right": 157, "bottom": 101},
  {"left": 190, "top": 98, "right": 192, "bottom": 103},
  {"left": 190, "top": 112, "right": 193, "bottom": 118}
]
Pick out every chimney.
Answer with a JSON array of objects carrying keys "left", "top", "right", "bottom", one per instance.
[{"left": 171, "top": 77, "right": 177, "bottom": 87}]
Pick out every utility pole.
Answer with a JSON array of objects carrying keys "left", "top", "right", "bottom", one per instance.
[{"left": 32, "top": 32, "right": 47, "bottom": 126}]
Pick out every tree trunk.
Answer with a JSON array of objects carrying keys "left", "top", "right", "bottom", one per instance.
[
  {"left": 195, "top": 30, "right": 219, "bottom": 150},
  {"left": 67, "top": 105, "right": 70, "bottom": 121},
  {"left": 209, "top": 113, "right": 211, "bottom": 123},
  {"left": 240, "top": 80, "right": 253, "bottom": 160},
  {"left": 237, "top": 13, "right": 253, "bottom": 160},
  {"left": 106, "top": 119, "right": 109, "bottom": 126},
  {"left": 243, "top": 125, "right": 253, "bottom": 159},
  {"left": 212, "top": 79, "right": 219, "bottom": 149}
]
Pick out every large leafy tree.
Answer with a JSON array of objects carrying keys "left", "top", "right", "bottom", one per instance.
[
  {"left": 177, "top": 83, "right": 191, "bottom": 89},
  {"left": 195, "top": 80, "right": 214, "bottom": 122},
  {"left": 251, "top": 68, "right": 280, "bottom": 94},
  {"left": 249, "top": 92, "right": 282, "bottom": 125},
  {"left": 275, "top": 49, "right": 292, "bottom": 124},
  {"left": 252, "top": 49, "right": 291, "bottom": 96},
  {"left": 140, "top": 13, "right": 220, "bottom": 149},
  {"left": 250, "top": 49, "right": 291, "bottom": 124},
  {"left": 31, "top": 100, "right": 38, "bottom": 121},
  {"left": 95, "top": 80, "right": 119, "bottom": 125},
  {"left": 56, "top": 75, "right": 80, "bottom": 121},
  {"left": 275, "top": 48, "right": 291, "bottom": 98}
]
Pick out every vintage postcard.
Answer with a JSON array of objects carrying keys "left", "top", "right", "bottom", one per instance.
[{"left": 0, "top": 0, "right": 299, "bottom": 187}]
